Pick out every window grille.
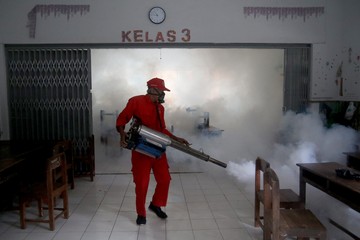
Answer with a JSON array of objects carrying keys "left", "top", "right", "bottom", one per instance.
[
  {"left": 6, "top": 46, "right": 92, "bottom": 156},
  {"left": 283, "top": 47, "right": 311, "bottom": 113}
]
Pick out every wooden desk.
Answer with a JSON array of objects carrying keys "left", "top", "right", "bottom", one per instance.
[
  {"left": 343, "top": 152, "right": 360, "bottom": 171},
  {"left": 0, "top": 158, "right": 24, "bottom": 184},
  {"left": 0, "top": 142, "right": 49, "bottom": 179},
  {"left": 297, "top": 162, "right": 360, "bottom": 213},
  {"left": 297, "top": 162, "right": 360, "bottom": 239},
  {"left": 0, "top": 141, "right": 53, "bottom": 210}
]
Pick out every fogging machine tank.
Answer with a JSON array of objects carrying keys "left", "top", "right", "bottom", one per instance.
[{"left": 125, "top": 121, "right": 227, "bottom": 168}]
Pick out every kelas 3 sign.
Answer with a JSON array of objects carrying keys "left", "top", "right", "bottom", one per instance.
[{"left": 121, "top": 29, "right": 191, "bottom": 43}]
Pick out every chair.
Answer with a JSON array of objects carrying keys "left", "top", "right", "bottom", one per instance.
[
  {"left": 73, "top": 135, "right": 95, "bottom": 181},
  {"left": 263, "top": 167, "right": 326, "bottom": 240},
  {"left": 254, "top": 157, "right": 304, "bottom": 229},
  {"left": 19, "top": 152, "right": 69, "bottom": 231},
  {"left": 53, "top": 140, "right": 75, "bottom": 189}
]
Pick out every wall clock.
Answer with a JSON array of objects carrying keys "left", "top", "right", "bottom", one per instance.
[{"left": 149, "top": 7, "right": 166, "bottom": 24}]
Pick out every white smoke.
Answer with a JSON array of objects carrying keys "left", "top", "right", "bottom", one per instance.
[
  {"left": 91, "top": 48, "right": 284, "bottom": 163},
  {"left": 226, "top": 110, "right": 358, "bottom": 181},
  {"left": 91, "top": 48, "right": 360, "bottom": 238},
  {"left": 226, "top": 110, "right": 359, "bottom": 239}
]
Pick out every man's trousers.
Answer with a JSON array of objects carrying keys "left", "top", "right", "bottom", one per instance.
[{"left": 131, "top": 152, "right": 171, "bottom": 217}]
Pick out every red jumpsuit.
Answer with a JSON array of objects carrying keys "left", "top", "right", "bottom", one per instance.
[{"left": 116, "top": 95, "right": 173, "bottom": 217}]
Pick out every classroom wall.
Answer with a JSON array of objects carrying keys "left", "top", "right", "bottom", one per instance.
[
  {"left": 311, "top": 0, "right": 360, "bottom": 101},
  {"left": 0, "top": 0, "right": 359, "bottom": 139}
]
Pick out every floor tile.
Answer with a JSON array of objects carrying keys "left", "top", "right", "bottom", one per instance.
[
  {"left": 166, "top": 230, "right": 195, "bottom": 240},
  {"left": 211, "top": 210, "right": 238, "bottom": 219},
  {"left": 60, "top": 220, "right": 89, "bottom": 232},
  {"left": 189, "top": 208, "right": 214, "bottom": 219},
  {"left": 0, "top": 159, "right": 260, "bottom": 240},
  {"left": 191, "top": 218, "right": 218, "bottom": 230},
  {"left": 138, "top": 229, "right": 165, "bottom": 240},
  {"left": 0, "top": 232, "right": 29, "bottom": 240},
  {"left": 166, "top": 219, "right": 192, "bottom": 231},
  {"left": 215, "top": 218, "right": 244, "bottom": 229},
  {"left": 220, "top": 228, "right": 254, "bottom": 240},
  {"left": 109, "top": 231, "right": 138, "bottom": 240},
  {"left": 52, "top": 231, "right": 84, "bottom": 240},
  {"left": 23, "top": 232, "right": 56, "bottom": 240},
  {"left": 193, "top": 229, "right": 223, "bottom": 240},
  {"left": 166, "top": 210, "right": 190, "bottom": 220},
  {"left": 80, "top": 231, "right": 111, "bottom": 240},
  {"left": 86, "top": 220, "right": 115, "bottom": 232},
  {"left": 113, "top": 219, "right": 138, "bottom": 231}
]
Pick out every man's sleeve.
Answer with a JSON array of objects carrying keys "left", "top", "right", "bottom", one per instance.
[
  {"left": 160, "top": 106, "right": 174, "bottom": 138},
  {"left": 116, "top": 99, "right": 134, "bottom": 127},
  {"left": 162, "top": 128, "right": 174, "bottom": 138}
]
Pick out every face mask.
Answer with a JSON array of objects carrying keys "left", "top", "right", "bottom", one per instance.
[
  {"left": 148, "top": 88, "right": 165, "bottom": 103},
  {"left": 157, "top": 92, "right": 165, "bottom": 103}
]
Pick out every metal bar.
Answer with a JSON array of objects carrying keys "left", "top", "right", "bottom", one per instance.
[
  {"left": 329, "top": 218, "right": 360, "bottom": 240},
  {"left": 170, "top": 140, "right": 227, "bottom": 168}
]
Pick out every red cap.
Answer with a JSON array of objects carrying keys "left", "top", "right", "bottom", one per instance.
[{"left": 147, "top": 78, "right": 170, "bottom": 91}]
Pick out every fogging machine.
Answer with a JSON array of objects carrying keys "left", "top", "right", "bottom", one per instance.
[{"left": 124, "top": 121, "right": 227, "bottom": 168}]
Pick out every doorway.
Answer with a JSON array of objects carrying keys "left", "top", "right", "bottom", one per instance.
[
  {"left": 91, "top": 48, "right": 285, "bottom": 173},
  {"left": 5, "top": 45, "right": 310, "bottom": 175}
]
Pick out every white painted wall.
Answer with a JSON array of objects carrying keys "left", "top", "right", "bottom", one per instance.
[
  {"left": 0, "top": 0, "right": 359, "bottom": 139},
  {"left": 311, "top": 0, "right": 360, "bottom": 101},
  {"left": 0, "top": 0, "right": 325, "bottom": 44}
]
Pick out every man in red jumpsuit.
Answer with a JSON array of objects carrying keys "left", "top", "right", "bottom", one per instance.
[{"left": 116, "top": 77, "right": 189, "bottom": 225}]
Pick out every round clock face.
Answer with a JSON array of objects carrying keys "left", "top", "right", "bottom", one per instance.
[{"left": 149, "top": 7, "right": 166, "bottom": 24}]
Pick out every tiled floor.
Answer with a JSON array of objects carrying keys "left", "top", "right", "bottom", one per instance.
[
  {"left": 1, "top": 147, "right": 359, "bottom": 240},
  {"left": 0, "top": 168, "right": 262, "bottom": 240}
]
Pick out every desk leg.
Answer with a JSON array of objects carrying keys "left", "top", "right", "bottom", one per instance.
[{"left": 299, "top": 168, "right": 306, "bottom": 204}]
